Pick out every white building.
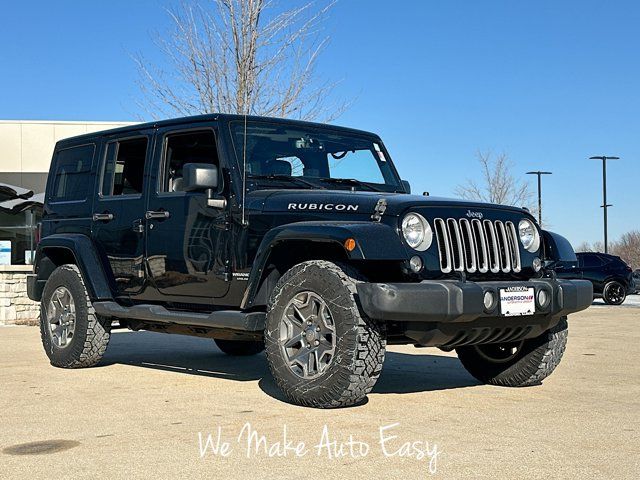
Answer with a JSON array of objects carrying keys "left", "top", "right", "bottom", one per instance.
[
  {"left": 0, "top": 120, "right": 135, "bottom": 324},
  {"left": 0, "top": 120, "right": 135, "bottom": 192}
]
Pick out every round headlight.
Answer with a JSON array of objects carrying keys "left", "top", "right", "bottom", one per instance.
[
  {"left": 402, "top": 213, "right": 433, "bottom": 251},
  {"left": 518, "top": 218, "right": 540, "bottom": 252}
]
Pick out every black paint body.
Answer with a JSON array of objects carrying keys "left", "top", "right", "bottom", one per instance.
[
  {"left": 554, "top": 252, "right": 634, "bottom": 297},
  {"left": 29, "top": 114, "right": 592, "bottom": 346}
]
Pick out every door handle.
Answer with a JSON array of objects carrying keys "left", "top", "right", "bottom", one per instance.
[
  {"left": 92, "top": 212, "right": 114, "bottom": 222},
  {"left": 145, "top": 210, "right": 170, "bottom": 220}
]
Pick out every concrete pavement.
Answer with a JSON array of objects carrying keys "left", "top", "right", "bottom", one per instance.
[{"left": 1, "top": 306, "right": 639, "bottom": 479}]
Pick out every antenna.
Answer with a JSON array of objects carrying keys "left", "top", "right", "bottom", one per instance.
[
  {"left": 241, "top": 112, "right": 248, "bottom": 226},
  {"left": 240, "top": 88, "right": 249, "bottom": 227}
]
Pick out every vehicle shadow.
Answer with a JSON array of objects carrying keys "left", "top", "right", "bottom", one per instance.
[
  {"left": 373, "top": 350, "right": 481, "bottom": 394},
  {"left": 101, "top": 331, "right": 270, "bottom": 382},
  {"left": 102, "top": 331, "right": 481, "bottom": 404}
]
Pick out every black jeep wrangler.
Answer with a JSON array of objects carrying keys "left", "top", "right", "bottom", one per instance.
[{"left": 28, "top": 114, "right": 592, "bottom": 408}]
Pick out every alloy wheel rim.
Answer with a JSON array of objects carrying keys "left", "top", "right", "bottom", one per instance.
[
  {"left": 279, "top": 291, "right": 336, "bottom": 379},
  {"left": 474, "top": 340, "right": 524, "bottom": 364},
  {"left": 607, "top": 284, "right": 624, "bottom": 304},
  {"left": 46, "top": 286, "right": 76, "bottom": 349}
]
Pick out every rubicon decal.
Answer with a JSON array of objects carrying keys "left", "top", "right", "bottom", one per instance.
[{"left": 288, "top": 203, "right": 359, "bottom": 211}]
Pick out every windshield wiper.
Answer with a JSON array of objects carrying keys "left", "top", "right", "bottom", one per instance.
[
  {"left": 320, "top": 178, "right": 383, "bottom": 192},
  {"left": 248, "top": 174, "right": 324, "bottom": 189}
]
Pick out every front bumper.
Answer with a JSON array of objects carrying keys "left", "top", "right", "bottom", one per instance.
[{"left": 357, "top": 278, "right": 593, "bottom": 323}]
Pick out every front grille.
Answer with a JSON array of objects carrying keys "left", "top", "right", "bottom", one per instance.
[{"left": 434, "top": 218, "right": 521, "bottom": 274}]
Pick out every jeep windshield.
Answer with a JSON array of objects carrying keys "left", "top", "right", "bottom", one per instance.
[{"left": 229, "top": 121, "right": 403, "bottom": 192}]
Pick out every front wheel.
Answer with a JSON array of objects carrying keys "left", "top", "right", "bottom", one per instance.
[
  {"left": 264, "top": 261, "right": 386, "bottom": 408},
  {"left": 602, "top": 281, "right": 626, "bottom": 305},
  {"left": 456, "top": 317, "right": 568, "bottom": 387}
]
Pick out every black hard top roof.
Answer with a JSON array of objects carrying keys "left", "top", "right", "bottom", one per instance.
[{"left": 56, "top": 114, "right": 379, "bottom": 145}]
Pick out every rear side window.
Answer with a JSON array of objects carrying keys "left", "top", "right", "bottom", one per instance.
[
  {"left": 101, "top": 137, "right": 148, "bottom": 196},
  {"left": 50, "top": 144, "right": 95, "bottom": 201},
  {"left": 581, "top": 254, "right": 604, "bottom": 268}
]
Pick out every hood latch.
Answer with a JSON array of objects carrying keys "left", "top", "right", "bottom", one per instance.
[{"left": 371, "top": 198, "right": 387, "bottom": 222}]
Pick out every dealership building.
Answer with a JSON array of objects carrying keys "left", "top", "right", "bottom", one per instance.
[{"left": 0, "top": 120, "right": 134, "bottom": 324}]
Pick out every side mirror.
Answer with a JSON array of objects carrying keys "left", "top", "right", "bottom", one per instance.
[
  {"left": 401, "top": 180, "right": 411, "bottom": 194},
  {"left": 183, "top": 163, "right": 218, "bottom": 191},
  {"left": 183, "top": 163, "right": 226, "bottom": 208}
]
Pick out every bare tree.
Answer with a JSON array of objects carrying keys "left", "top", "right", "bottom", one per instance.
[
  {"left": 574, "top": 232, "right": 639, "bottom": 269},
  {"left": 455, "top": 151, "right": 534, "bottom": 210},
  {"left": 574, "top": 241, "right": 591, "bottom": 253},
  {"left": 134, "top": 0, "right": 345, "bottom": 120},
  {"left": 612, "top": 230, "right": 640, "bottom": 269},
  {"left": 575, "top": 240, "right": 604, "bottom": 253}
]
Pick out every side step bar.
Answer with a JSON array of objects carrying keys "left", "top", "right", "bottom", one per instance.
[{"left": 93, "top": 301, "right": 265, "bottom": 332}]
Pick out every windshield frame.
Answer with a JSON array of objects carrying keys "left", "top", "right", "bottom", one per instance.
[{"left": 226, "top": 119, "right": 405, "bottom": 193}]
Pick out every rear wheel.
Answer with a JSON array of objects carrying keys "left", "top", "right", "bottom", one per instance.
[
  {"left": 602, "top": 281, "right": 626, "bottom": 305},
  {"left": 214, "top": 338, "right": 264, "bottom": 356},
  {"left": 40, "top": 264, "right": 111, "bottom": 368},
  {"left": 456, "top": 317, "right": 568, "bottom": 387},
  {"left": 264, "top": 260, "right": 386, "bottom": 408}
]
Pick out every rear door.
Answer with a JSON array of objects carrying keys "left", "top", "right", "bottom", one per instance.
[
  {"left": 144, "top": 124, "right": 230, "bottom": 302},
  {"left": 581, "top": 254, "right": 606, "bottom": 291},
  {"left": 92, "top": 131, "right": 154, "bottom": 298}
]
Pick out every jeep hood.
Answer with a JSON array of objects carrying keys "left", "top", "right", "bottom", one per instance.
[{"left": 247, "top": 189, "right": 529, "bottom": 217}]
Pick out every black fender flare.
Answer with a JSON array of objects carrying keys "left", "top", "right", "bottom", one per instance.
[
  {"left": 241, "top": 221, "right": 407, "bottom": 309},
  {"left": 29, "top": 234, "right": 113, "bottom": 301},
  {"left": 542, "top": 230, "right": 578, "bottom": 264}
]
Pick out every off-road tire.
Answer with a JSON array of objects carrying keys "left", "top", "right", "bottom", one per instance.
[
  {"left": 264, "top": 260, "right": 386, "bottom": 408},
  {"left": 456, "top": 317, "right": 568, "bottom": 387},
  {"left": 602, "top": 281, "right": 626, "bottom": 305},
  {"left": 214, "top": 339, "right": 265, "bottom": 356},
  {"left": 40, "top": 264, "right": 111, "bottom": 368}
]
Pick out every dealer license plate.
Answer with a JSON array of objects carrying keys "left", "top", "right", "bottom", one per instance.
[{"left": 499, "top": 287, "right": 535, "bottom": 317}]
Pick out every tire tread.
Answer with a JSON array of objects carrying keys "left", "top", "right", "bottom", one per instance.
[
  {"left": 40, "top": 264, "right": 110, "bottom": 368},
  {"left": 265, "top": 260, "right": 386, "bottom": 408},
  {"left": 457, "top": 317, "right": 568, "bottom": 387}
]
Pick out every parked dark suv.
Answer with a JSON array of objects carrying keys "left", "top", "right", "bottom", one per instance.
[
  {"left": 28, "top": 114, "right": 592, "bottom": 408},
  {"left": 555, "top": 252, "right": 633, "bottom": 305}
]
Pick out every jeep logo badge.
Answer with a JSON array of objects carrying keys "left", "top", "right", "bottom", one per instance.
[
  {"left": 288, "top": 203, "right": 359, "bottom": 212},
  {"left": 465, "top": 210, "right": 483, "bottom": 220}
]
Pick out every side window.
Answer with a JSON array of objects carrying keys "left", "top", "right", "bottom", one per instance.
[
  {"left": 582, "top": 255, "right": 603, "bottom": 268},
  {"left": 50, "top": 144, "right": 95, "bottom": 201},
  {"left": 101, "top": 137, "right": 148, "bottom": 196},
  {"left": 161, "top": 130, "right": 219, "bottom": 192}
]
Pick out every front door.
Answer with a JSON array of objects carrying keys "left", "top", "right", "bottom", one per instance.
[
  {"left": 144, "top": 125, "right": 230, "bottom": 301},
  {"left": 579, "top": 254, "right": 607, "bottom": 291},
  {"left": 92, "top": 132, "right": 153, "bottom": 298}
]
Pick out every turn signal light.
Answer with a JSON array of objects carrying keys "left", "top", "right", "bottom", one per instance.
[{"left": 344, "top": 238, "right": 357, "bottom": 252}]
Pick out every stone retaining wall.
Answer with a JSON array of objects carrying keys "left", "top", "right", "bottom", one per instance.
[{"left": 0, "top": 271, "right": 40, "bottom": 326}]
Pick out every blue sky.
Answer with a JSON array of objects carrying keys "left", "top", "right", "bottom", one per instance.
[{"left": 1, "top": 0, "right": 639, "bottom": 245}]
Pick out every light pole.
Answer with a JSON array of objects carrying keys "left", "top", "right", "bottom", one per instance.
[
  {"left": 526, "top": 171, "right": 552, "bottom": 226},
  {"left": 589, "top": 156, "right": 619, "bottom": 253}
]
